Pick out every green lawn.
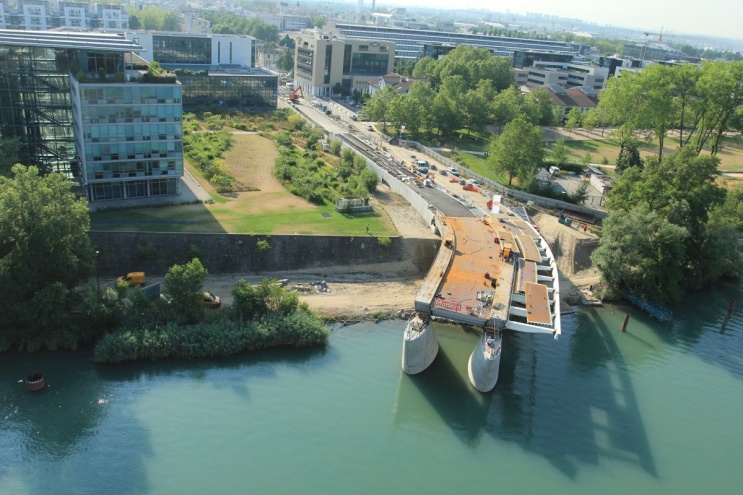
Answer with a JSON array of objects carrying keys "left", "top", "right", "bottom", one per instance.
[
  {"left": 560, "top": 135, "right": 743, "bottom": 171},
  {"left": 90, "top": 201, "right": 395, "bottom": 236}
]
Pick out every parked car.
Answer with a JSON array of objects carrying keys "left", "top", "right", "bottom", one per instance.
[
  {"left": 466, "top": 179, "right": 482, "bottom": 188},
  {"left": 448, "top": 167, "right": 460, "bottom": 176},
  {"left": 117, "top": 271, "right": 146, "bottom": 286},
  {"left": 200, "top": 291, "right": 221, "bottom": 308},
  {"left": 366, "top": 124, "right": 374, "bottom": 131}
]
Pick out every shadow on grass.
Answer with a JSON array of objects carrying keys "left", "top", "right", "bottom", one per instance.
[{"left": 90, "top": 201, "right": 227, "bottom": 234}]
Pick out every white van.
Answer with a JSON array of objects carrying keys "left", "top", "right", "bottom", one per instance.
[
  {"left": 416, "top": 160, "right": 429, "bottom": 173},
  {"left": 549, "top": 165, "right": 561, "bottom": 176}
]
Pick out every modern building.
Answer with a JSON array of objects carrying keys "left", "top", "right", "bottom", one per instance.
[
  {"left": 332, "top": 23, "right": 578, "bottom": 61},
  {"left": 124, "top": 32, "right": 278, "bottom": 111},
  {"left": 294, "top": 30, "right": 395, "bottom": 97},
  {"left": 0, "top": 1, "right": 128, "bottom": 31},
  {"left": 512, "top": 49, "right": 574, "bottom": 69},
  {"left": 515, "top": 61, "right": 609, "bottom": 91},
  {"left": 126, "top": 32, "right": 254, "bottom": 68},
  {"left": 174, "top": 67, "right": 277, "bottom": 111},
  {"left": 0, "top": 29, "right": 184, "bottom": 202}
]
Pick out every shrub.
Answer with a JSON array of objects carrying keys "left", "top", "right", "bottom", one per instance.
[{"left": 377, "top": 236, "right": 392, "bottom": 247}]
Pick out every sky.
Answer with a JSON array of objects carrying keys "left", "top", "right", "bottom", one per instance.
[{"left": 390, "top": 0, "right": 743, "bottom": 44}]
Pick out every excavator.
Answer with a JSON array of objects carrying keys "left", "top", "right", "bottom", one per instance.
[{"left": 288, "top": 86, "right": 304, "bottom": 103}]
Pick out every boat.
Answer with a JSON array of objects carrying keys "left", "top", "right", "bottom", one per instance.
[
  {"left": 468, "top": 330, "right": 502, "bottom": 392},
  {"left": 401, "top": 313, "right": 439, "bottom": 374}
]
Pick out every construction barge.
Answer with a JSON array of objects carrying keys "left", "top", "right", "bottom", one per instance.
[{"left": 402, "top": 207, "right": 561, "bottom": 392}]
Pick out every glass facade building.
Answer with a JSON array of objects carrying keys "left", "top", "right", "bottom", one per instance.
[
  {"left": 0, "top": 29, "right": 184, "bottom": 203},
  {"left": 152, "top": 36, "right": 211, "bottom": 65},
  {"left": 0, "top": 44, "right": 76, "bottom": 177},
  {"left": 176, "top": 70, "right": 277, "bottom": 111},
  {"left": 73, "top": 83, "right": 183, "bottom": 201}
]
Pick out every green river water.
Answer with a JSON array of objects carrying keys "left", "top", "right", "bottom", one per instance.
[{"left": 2, "top": 278, "right": 742, "bottom": 495}]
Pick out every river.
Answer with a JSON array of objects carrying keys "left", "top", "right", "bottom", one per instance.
[{"left": 1, "top": 278, "right": 742, "bottom": 495}]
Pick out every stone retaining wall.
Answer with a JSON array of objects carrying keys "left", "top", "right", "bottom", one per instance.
[{"left": 90, "top": 231, "right": 440, "bottom": 277}]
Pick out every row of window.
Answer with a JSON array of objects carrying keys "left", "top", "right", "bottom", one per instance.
[
  {"left": 83, "top": 124, "right": 182, "bottom": 143},
  {"left": 87, "top": 158, "right": 182, "bottom": 181},
  {"left": 84, "top": 141, "right": 182, "bottom": 159},
  {"left": 90, "top": 178, "right": 178, "bottom": 201},
  {"left": 81, "top": 86, "right": 181, "bottom": 104}
]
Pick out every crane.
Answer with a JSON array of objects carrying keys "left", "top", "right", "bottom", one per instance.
[{"left": 643, "top": 27, "right": 664, "bottom": 43}]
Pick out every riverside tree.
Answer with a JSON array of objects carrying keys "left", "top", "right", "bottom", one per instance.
[
  {"left": 592, "top": 147, "right": 742, "bottom": 302},
  {"left": 0, "top": 165, "right": 94, "bottom": 349},
  {"left": 163, "top": 258, "right": 209, "bottom": 325}
]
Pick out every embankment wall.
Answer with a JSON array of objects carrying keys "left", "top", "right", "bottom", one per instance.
[{"left": 90, "top": 232, "right": 440, "bottom": 278}]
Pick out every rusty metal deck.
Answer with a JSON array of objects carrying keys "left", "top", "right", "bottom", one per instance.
[
  {"left": 432, "top": 217, "right": 512, "bottom": 324},
  {"left": 525, "top": 281, "right": 551, "bottom": 325}
]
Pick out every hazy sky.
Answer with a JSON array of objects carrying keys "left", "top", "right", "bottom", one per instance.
[{"left": 391, "top": 0, "right": 743, "bottom": 43}]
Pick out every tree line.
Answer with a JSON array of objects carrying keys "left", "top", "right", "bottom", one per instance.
[{"left": 362, "top": 46, "right": 555, "bottom": 139}]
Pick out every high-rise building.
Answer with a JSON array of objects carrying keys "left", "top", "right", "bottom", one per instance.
[{"left": 0, "top": 29, "right": 184, "bottom": 202}]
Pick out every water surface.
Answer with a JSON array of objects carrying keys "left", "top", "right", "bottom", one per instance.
[{"left": 2, "top": 279, "right": 742, "bottom": 494}]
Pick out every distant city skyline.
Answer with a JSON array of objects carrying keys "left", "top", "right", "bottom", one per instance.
[{"left": 374, "top": 0, "right": 742, "bottom": 45}]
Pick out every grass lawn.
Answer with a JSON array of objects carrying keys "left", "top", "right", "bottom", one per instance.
[
  {"left": 91, "top": 133, "right": 397, "bottom": 236},
  {"left": 559, "top": 135, "right": 743, "bottom": 172}
]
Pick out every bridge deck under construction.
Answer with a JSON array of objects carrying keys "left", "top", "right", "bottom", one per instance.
[{"left": 418, "top": 214, "right": 553, "bottom": 330}]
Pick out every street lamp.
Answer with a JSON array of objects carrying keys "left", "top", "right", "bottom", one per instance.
[{"left": 95, "top": 250, "right": 100, "bottom": 297}]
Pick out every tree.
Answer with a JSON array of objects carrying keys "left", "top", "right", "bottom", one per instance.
[
  {"left": 596, "top": 147, "right": 741, "bottom": 301},
  {"left": 163, "top": 258, "right": 209, "bottom": 325},
  {"left": 564, "top": 107, "right": 582, "bottom": 135},
  {"left": 360, "top": 168, "right": 379, "bottom": 194},
  {"left": 0, "top": 165, "right": 93, "bottom": 348},
  {"left": 310, "top": 16, "right": 327, "bottom": 28},
  {"left": 277, "top": 50, "right": 294, "bottom": 73},
  {"left": 591, "top": 208, "right": 689, "bottom": 303},
  {"left": 364, "top": 86, "right": 396, "bottom": 131},
  {"left": 615, "top": 139, "right": 643, "bottom": 173},
  {"left": 549, "top": 138, "right": 569, "bottom": 167},
  {"left": 0, "top": 136, "right": 22, "bottom": 176},
  {"left": 488, "top": 118, "right": 544, "bottom": 186},
  {"left": 523, "top": 88, "right": 556, "bottom": 126}
]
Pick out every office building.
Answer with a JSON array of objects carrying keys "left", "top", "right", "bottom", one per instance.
[
  {"left": 0, "top": 1, "right": 128, "bottom": 31},
  {"left": 125, "top": 32, "right": 278, "bottom": 111},
  {"left": 332, "top": 23, "right": 578, "bottom": 61},
  {"left": 294, "top": 30, "right": 394, "bottom": 97},
  {"left": 0, "top": 29, "right": 184, "bottom": 202},
  {"left": 515, "top": 62, "right": 608, "bottom": 91}
]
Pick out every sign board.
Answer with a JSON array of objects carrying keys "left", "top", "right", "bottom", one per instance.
[
  {"left": 434, "top": 299, "right": 462, "bottom": 312},
  {"left": 491, "top": 194, "right": 502, "bottom": 214}
]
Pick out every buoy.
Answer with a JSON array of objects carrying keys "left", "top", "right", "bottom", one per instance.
[
  {"left": 621, "top": 313, "right": 630, "bottom": 333},
  {"left": 26, "top": 372, "right": 45, "bottom": 392},
  {"left": 725, "top": 300, "right": 736, "bottom": 320}
]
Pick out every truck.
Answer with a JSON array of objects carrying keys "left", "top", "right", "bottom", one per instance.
[{"left": 117, "top": 271, "right": 146, "bottom": 286}]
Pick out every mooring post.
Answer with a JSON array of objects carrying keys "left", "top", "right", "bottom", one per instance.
[
  {"left": 621, "top": 313, "right": 630, "bottom": 333},
  {"left": 725, "top": 300, "right": 736, "bottom": 320}
]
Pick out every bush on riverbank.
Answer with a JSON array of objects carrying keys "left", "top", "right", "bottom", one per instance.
[{"left": 92, "top": 309, "right": 329, "bottom": 363}]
